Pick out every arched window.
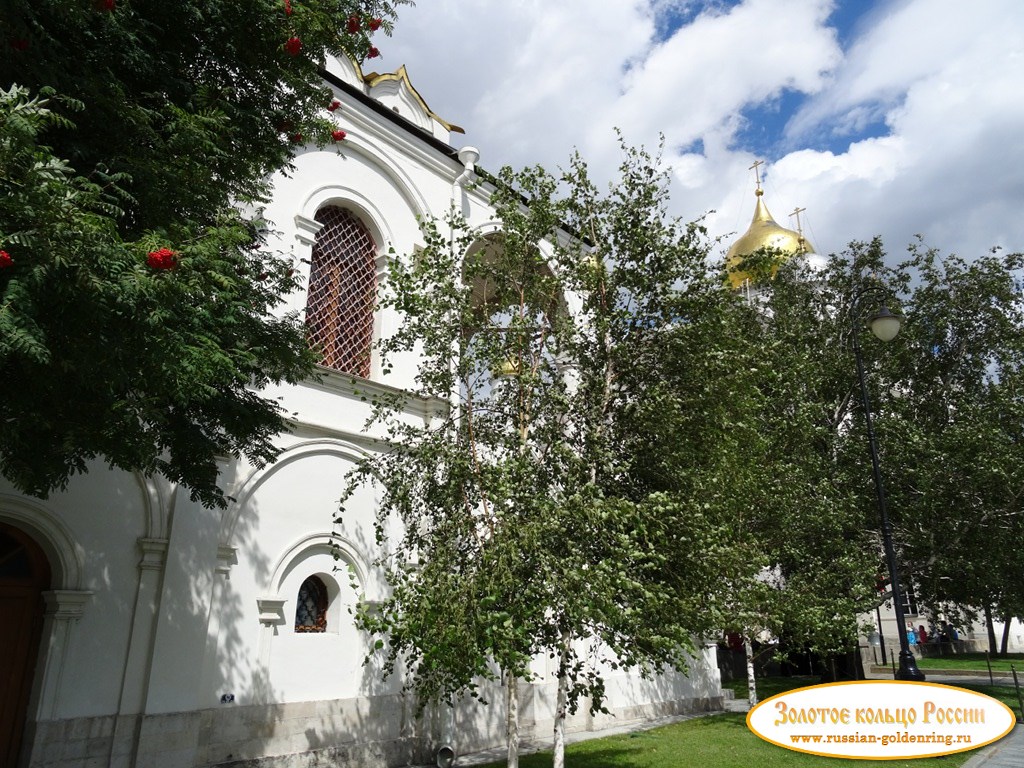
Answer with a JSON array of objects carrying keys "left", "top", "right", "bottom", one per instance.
[
  {"left": 294, "top": 575, "right": 328, "bottom": 633},
  {"left": 306, "top": 206, "right": 377, "bottom": 377},
  {"left": 464, "top": 233, "right": 563, "bottom": 382}
]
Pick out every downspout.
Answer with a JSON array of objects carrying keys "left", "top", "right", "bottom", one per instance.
[{"left": 454, "top": 145, "right": 480, "bottom": 189}]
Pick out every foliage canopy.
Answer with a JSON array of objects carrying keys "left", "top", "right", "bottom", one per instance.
[
  {"left": 0, "top": 0, "right": 407, "bottom": 506},
  {"left": 344, "top": 146, "right": 784, "bottom": 768}
]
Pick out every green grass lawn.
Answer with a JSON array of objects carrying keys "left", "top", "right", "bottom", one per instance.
[
  {"left": 915, "top": 652, "right": 1024, "bottom": 672},
  {"left": 477, "top": 713, "right": 979, "bottom": 768},
  {"left": 473, "top": 675, "right": 1015, "bottom": 768},
  {"left": 949, "top": 682, "right": 1024, "bottom": 722},
  {"left": 722, "top": 674, "right": 819, "bottom": 700}
]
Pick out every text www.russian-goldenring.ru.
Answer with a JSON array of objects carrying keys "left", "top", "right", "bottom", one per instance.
[{"left": 789, "top": 732, "right": 972, "bottom": 747}]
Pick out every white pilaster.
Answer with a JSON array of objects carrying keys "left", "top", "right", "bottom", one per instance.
[
  {"left": 199, "top": 545, "right": 238, "bottom": 704},
  {"left": 33, "top": 590, "right": 93, "bottom": 720},
  {"left": 254, "top": 597, "right": 287, "bottom": 704}
]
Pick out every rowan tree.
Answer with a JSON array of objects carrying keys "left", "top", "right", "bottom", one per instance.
[{"left": 0, "top": 0, "right": 407, "bottom": 506}]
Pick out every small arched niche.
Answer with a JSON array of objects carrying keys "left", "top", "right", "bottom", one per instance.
[{"left": 293, "top": 572, "right": 341, "bottom": 634}]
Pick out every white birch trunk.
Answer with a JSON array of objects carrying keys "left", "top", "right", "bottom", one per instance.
[
  {"left": 553, "top": 631, "right": 572, "bottom": 768},
  {"left": 506, "top": 673, "right": 520, "bottom": 768},
  {"left": 745, "top": 639, "right": 758, "bottom": 706}
]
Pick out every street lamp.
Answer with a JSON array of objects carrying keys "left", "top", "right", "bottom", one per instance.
[{"left": 852, "top": 303, "right": 926, "bottom": 682}]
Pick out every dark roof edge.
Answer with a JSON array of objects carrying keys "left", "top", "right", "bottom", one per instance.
[
  {"left": 319, "top": 68, "right": 460, "bottom": 162},
  {"left": 319, "top": 69, "right": 588, "bottom": 246}
]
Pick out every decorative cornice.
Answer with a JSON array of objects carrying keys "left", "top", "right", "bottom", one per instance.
[
  {"left": 43, "top": 590, "right": 93, "bottom": 620},
  {"left": 301, "top": 367, "right": 448, "bottom": 421},
  {"left": 137, "top": 538, "right": 169, "bottom": 571},
  {"left": 257, "top": 597, "right": 287, "bottom": 626},
  {"left": 295, "top": 214, "right": 325, "bottom": 246},
  {"left": 216, "top": 545, "right": 238, "bottom": 577}
]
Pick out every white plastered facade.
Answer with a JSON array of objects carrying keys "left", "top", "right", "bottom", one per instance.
[{"left": 3, "top": 56, "right": 723, "bottom": 768}]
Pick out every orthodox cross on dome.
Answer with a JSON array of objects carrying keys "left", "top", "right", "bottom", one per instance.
[
  {"left": 748, "top": 159, "right": 765, "bottom": 195},
  {"left": 789, "top": 206, "right": 806, "bottom": 235},
  {"left": 789, "top": 206, "right": 808, "bottom": 252}
]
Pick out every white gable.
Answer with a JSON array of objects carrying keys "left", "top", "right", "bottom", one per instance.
[
  {"left": 322, "top": 53, "right": 363, "bottom": 88},
  {"left": 366, "top": 73, "right": 433, "bottom": 133},
  {"left": 323, "top": 55, "right": 461, "bottom": 144}
]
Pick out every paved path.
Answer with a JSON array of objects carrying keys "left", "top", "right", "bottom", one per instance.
[
  {"left": 917, "top": 675, "right": 1019, "bottom": 688},
  {"left": 862, "top": 670, "right": 1023, "bottom": 766},
  {"left": 962, "top": 725, "right": 1024, "bottom": 767},
  {"left": 866, "top": 668, "right": 1018, "bottom": 686}
]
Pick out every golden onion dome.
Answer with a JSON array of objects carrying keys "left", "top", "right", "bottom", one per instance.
[
  {"left": 492, "top": 357, "right": 522, "bottom": 378},
  {"left": 725, "top": 189, "right": 815, "bottom": 289}
]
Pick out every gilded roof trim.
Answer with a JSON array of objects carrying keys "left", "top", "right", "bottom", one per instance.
[{"left": 361, "top": 64, "right": 465, "bottom": 134}]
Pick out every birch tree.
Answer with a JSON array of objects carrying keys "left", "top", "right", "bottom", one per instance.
[
  {"left": 735, "top": 248, "right": 885, "bottom": 660},
  {"left": 876, "top": 245, "right": 1024, "bottom": 649},
  {"left": 346, "top": 146, "right": 765, "bottom": 767},
  {"left": 735, "top": 240, "right": 1024, "bottom": 662}
]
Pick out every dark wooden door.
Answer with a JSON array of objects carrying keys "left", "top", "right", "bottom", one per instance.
[{"left": 0, "top": 524, "right": 50, "bottom": 767}]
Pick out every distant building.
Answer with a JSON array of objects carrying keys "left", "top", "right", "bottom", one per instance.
[{"left": 865, "top": 586, "right": 1023, "bottom": 669}]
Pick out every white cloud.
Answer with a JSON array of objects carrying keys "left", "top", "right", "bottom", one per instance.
[
  {"left": 384, "top": 0, "right": 651, "bottom": 169},
  {"left": 785, "top": 0, "right": 1020, "bottom": 142},
  {"left": 382, "top": 0, "right": 1024, "bottom": 261},
  {"left": 762, "top": 0, "right": 1024, "bottom": 256},
  {"left": 600, "top": 0, "right": 839, "bottom": 148}
]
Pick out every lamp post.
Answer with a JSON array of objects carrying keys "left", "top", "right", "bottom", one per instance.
[{"left": 852, "top": 305, "right": 925, "bottom": 682}]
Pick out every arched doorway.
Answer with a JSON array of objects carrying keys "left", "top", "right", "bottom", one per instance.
[{"left": 0, "top": 523, "right": 51, "bottom": 766}]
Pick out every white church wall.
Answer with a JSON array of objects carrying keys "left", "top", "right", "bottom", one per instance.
[
  {"left": 260, "top": 92, "right": 495, "bottom": 397},
  {"left": 10, "top": 56, "right": 726, "bottom": 768},
  {"left": 440, "top": 645, "right": 723, "bottom": 758},
  {"left": 995, "top": 618, "right": 1024, "bottom": 652},
  {"left": 214, "top": 441, "right": 387, "bottom": 705},
  {"left": 143, "top": 494, "right": 224, "bottom": 717},
  {"left": 0, "top": 468, "right": 148, "bottom": 721}
]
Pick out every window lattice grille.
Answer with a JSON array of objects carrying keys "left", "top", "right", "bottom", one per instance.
[
  {"left": 294, "top": 575, "right": 328, "bottom": 633},
  {"left": 307, "top": 207, "right": 377, "bottom": 376}
]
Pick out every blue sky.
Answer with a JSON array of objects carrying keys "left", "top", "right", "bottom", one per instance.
[
  {"left": 381, "top": 0, "right": 1024, "bottom": 263},
  {"left": 659, "top": 0, "right": 889, "bottom": 158}
]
